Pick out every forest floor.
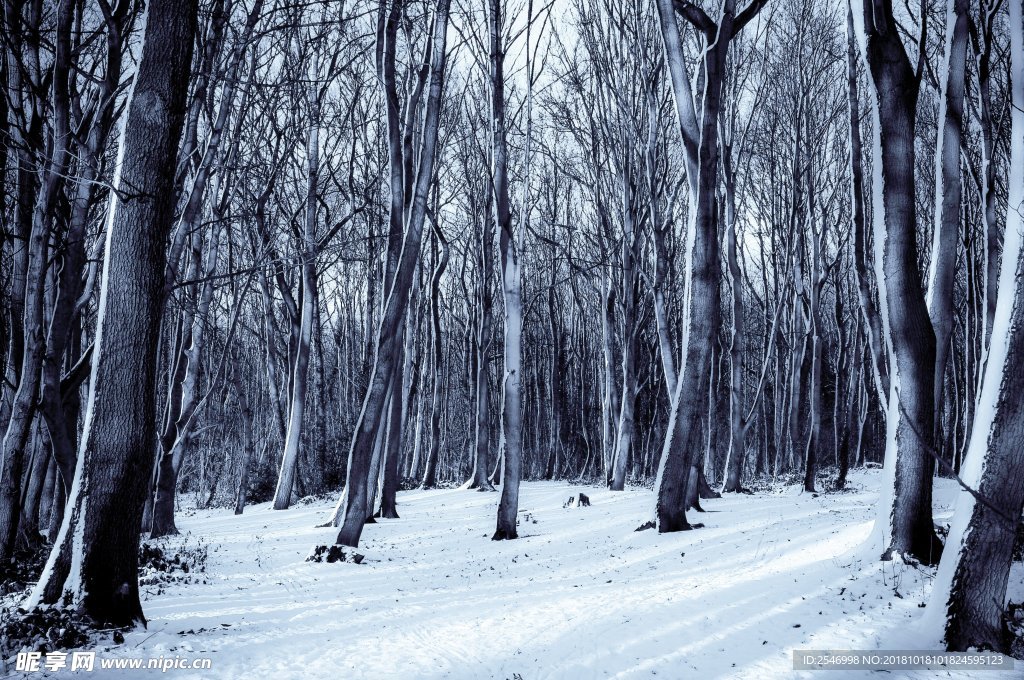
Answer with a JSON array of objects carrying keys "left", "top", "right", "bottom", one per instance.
[{"left": 8, "top": 469, "right": 1024, "bottom": 679}]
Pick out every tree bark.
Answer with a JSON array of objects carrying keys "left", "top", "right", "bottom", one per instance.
[
  {"left": 610, "top": 171, "right": 639, "bottom": 492},
  {"left": 653, "top": 0, "right": 763, "bottom": 532},
  {"left": 29, "top": 0, "right": 198, "bottom": 627},
  {"left": 421, "top": 228, "right": 449, "bottom": 489},
  {"left": 0, "top": 0, "right": 73, "bottom": 560},
  {"left": 468, "top": 206, "right": 495, "bottom": 491},
  {"left": 273, "top": 94, "right": 320, "bottom": 510},
  {"left": 927, "top": 3, "right": 1024, "bottom": 645},
  {"left": 926, "top": 0, "right": 968, "bottom": 448},
  {"left": 334, "top": 0, "right": 450, "bottom": 548},
  {"left": 858, "top": 0, "right": 943, "bottom": 564},
  {"left": 846, "top": 5, "right": 889, "bottom": 409},
  {"left": 490, "top": 0, "right": 524, "bottom": 541}
]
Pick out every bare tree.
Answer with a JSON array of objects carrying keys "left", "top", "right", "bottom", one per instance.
[
  {"left": 855, "top": 0, "right": 944, "bottom": 564},
  {"left": 333, "top": 0, "right": 451, "bottom": 548},
  {"left": 653, "top": 0, "right": 766, "bottom": 532},
  {"left": 29, "top": 0, "right": 199, "bottom": 626},
  {"left": 926, "top": 0, "right": 1024, "bottom": 647}
]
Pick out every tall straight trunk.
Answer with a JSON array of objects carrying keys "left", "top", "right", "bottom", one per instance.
[
  {"left": 545, "top": 255, "right": 565, "bottom": 480},
  {"left": 334, "top": 0, "right": 450, "bottom": 548},
  {"left": 421, "top": 230, "right": 448, "bottom": 488},
  {"left": 723, "top": 139, "right": 746, "bottom": 493},
  {"left": 804, "top": 151, "right": 826, "bottom": 493},
  {"left": 846, "top": 6, "right": 889, "bottom": 409},
  {"left": 378, "top": 353, "right": 403, "bottom": 518},
  {"left": 975, "top": 0, "right": 1000, "bottom": 350},
  {"left": 805, "top": 260, "right": 824, "bottom": 492},
  {"left": 257, "top": 266, "right": 288, "bottom": 444},
  {"left": 468, "top": 211, "right": 495, "bottom": 491},
  {"left": 926, "top": 0, "right": 968, "bottom": 442},
  {"left": 600, "top": 277, "right": 619, "bottom": 484},
  {"left": 409, "top": 369, "right": 425, "bottom": 480},
  {"left": 151, "top": 223, "right": 223, "bottom": 537},
  {"left": 858, "top": 0, "right": 943, "bottom": 564},
  {"left": 611, "top": 173, "right": 638, "bottom": 491},
  {"left": 786, "top": 307, "right": 807, "bottom": 474},
  {"left": 927, "top": 5, "right": 1024, "bottom": 646},
  {"left": 30, "top": 0, "right": 198, "bottom": 626},
  {"left": 855, "top": 368, "right": 868, "bottom": 467},
  {"left": 491, "top": 0, "right": 524, "bottom": 541},
  {"left": 229, "top": 360, "right": 255, "bottom": 515},
  {"left": 836, "top": 331, "right": 861, "bottom": 490},
  {"left": 273, "top": 97, "right": 320, "bottom": 510}
]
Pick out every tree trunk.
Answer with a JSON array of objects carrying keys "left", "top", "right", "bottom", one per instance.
[
  {"left": 610, "top": 172, "right": 638, "bottom": 492},
  {"left": 653, "top": 0, "right": 761, "bottom": 532},
  {"left": 0, "top": 0, "right": 73, "bottom": 560},
  {"left": 273, "top": 95, "right": 319, "bottom": 510},
  {"left": 334, "top": 0, "right": 450, "bottom": 548},
  {"left": 230, "top": 361, "right": 255, "bottom": 515},
  {"left": 491, "top": 0, "right": 524, "bottom": 541},
  {"left": 600, "top": 277, "right": 619, "bottom": 485},
  {"left": 378, "top": 358, "right": 403, "bottom": 518},
  {"left": 723, "top": 138, "right": 746, "bottom": 493},
  {"left": 29, "top": 0, "right": 198, "bottom": 626},
  {"left": 846, "top": 6, "right": 889, "bottom": 409},
  {"left": 858, "top": 0, "right": 943, "bottom": 564},
  {"left": 421, "top": 230, "right": 449, "bottom": 489},
  {"left": 927, "top": 4, "right": 1024, "bottom": 645},
  {"left": 926, "top": 0, "right": 968, "bottom": 448}
]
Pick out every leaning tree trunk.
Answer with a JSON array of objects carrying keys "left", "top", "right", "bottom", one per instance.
[
  {"left": 334, "top": 0, "right": 450, "bottom": 548},
  {"left": 925, "top": 0, "right": 968, "bottom": 449},
  {"left": 926, "top": 3, "right": 1024, "bottom": 646},
  {"left": 273, "top": 95, "right": 319, "bottom": 511},
  {"left": 858, "top": 0, "right": 943, "bottom": 565},
  {"left": 29, "top": 0, "right": 197, "bottom": 627}
]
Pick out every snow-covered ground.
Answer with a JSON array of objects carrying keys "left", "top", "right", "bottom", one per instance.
[{"left": 14, "top": 470, "right": 1024, "bottom": 679}]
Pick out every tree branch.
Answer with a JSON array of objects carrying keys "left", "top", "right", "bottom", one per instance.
[
  {"left": 672, "top": 0, "right": 716, "bottom": 36},
  {"left": 733, "top": 0, "right": 768, "bottom": 36}
]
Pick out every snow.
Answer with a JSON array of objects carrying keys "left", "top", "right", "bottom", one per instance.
[{"left": 13, "top": 470, "right": 1022, "bottom": 679}]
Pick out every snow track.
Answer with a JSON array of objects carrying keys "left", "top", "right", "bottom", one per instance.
[{"left": 27, "top": 470, "right": 1022, "bottom": 679}]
